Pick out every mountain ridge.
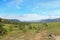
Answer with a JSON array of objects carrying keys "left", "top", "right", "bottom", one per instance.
[{"left": 0, "top": 17, "right": 60, "bottom": 22}]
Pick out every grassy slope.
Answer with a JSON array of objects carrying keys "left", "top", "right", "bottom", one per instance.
[{"left": 0, "top": 22, "right": 60, "bottom": 40}]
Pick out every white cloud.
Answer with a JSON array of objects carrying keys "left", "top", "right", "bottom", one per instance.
[
  {"left": 16, "top": 5, "right": 21, "bottom": 9},
  {"left": 18, "top": 14, "right": 42, "bottom": 21},
  {"left": 6, "top": 0, "right": 24, "bottom": 8},
  {"left": 18, "top": 14, "right": 60, "bottom": 21},
  {"left": 32, "top": 1, "right": 60, "bottom": 16},
  {"left": 48, "top": 16, "right": 60, "bottom": 19},
  {"left": 32, "top": 6, "right": 40, "bottom": 10},
  {"left": 0, "top": 14, "right": 60, "bottom": 21},
  {"left": 31, "top": 1, "right": 60, "bottom": 13},
  {"left": 39, "top": 1, "right": 60, "bottom": 8},
  {"left": 32, "top": 1, "right": 60, "bottom": 11},
  {"left": 0, "top": 15, "right": 16, "bottom": 19},
  {"left": 42, "top": 9, "right": 60, "bottom": 16}
]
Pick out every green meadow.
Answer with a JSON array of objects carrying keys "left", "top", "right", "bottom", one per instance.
[{"left": 0, "top": 18, "right": 60, "bottom": 40}]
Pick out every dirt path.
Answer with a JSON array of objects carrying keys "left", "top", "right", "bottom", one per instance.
[
  {"left": 51, "top": 35, "right": 60, "bottom": 40},
  {"left": 33, "top": 33, "right": 43, "bottom": 40},
  {"left": 32, "top": 31, "right": 47, "bottom": 40},
  {"left": 54, "top": 36, "right": 60, "bottom": 40},
  {"left": 1, "top": 31, "right": 60, "bottom": 40}
]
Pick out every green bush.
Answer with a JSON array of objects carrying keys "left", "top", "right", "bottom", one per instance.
[
  {"left": 0, "top": 23, "right": 7, "bottom": 36},
  {"left": 0, "top": 18, "right": 2, "bottom": 22},
  {"left": 19, "top": 25, "right": 25, "bottom": 30},
  {"left": 22, "top": 29, "right": 27, "bottom": 33},
  {"left": 10, "top": 26, "right": 13, "bottom": 31},
  {"left": 14, "top": 25, "right": 18, "bottom": 28},
  {"left": 35, "top": 27, "right": 41, "bottom": 33},
  {"left": 43, "top": 23, "right": 48, "bottom": 27},
  {"left": 29, "top": 26, "right": 32, "bottom": 29}
]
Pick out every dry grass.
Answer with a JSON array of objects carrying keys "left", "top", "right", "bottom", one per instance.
[{"left": 0, "top": 31, "right": 56, "bottom": 40}]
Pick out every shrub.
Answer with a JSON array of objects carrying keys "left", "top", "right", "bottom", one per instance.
[
  {"left": 43, "top": 23, "right": 48, "bottom": 27},
  {"left": 29, "top": 26, "right": 32, "bottom": 29},
  {"left": 22, "top": 29, "right": 27, "bottom": 33},
  {"left": 0, "top": 18, "right": 2, "bottom": 22},
  {"left": 35, "top": 27, "right": 41, "bottom": 33},
  {"left": 14, "top": 25, "right": 18, "bottom": 28},
  {"left": 19, "top": 25, "right": 25, "bottom": 30},
  {"left": 0, "top": 23, "right": 7, "bottom": 36},
  {"left": 10, "top": 26, "right": 13, "bottom": 31}
]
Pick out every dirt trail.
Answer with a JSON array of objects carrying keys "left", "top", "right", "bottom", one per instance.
[
  {"left": 51, "top": 34, "right": 60, "bottom": 40},
  {"left": 33, "top": 33, "right": 43, "bottom": 40},
  {"left": 54, "top": 36, "right": 60, "bottom": 40},
  {"left": 31, "top": 31, "right": 47, "bottom": 40},
  {"left": 1, "top": 31, "right": 60, "bottom": 40}
]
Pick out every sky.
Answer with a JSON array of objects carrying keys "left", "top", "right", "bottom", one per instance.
[{"left": 0, "top": 0, "right": 60, "bottom": 21}]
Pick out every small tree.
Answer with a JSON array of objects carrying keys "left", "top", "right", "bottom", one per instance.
[
  {"left": 19, "top": 25, "right": 25, "bottom": 30},
  {"left": 10, "top": 26, "right": 13, "bottom": 31},
  {"left": 0, "top": 23, "right": 7, "bottom": 36},
  {"left": 35, "top": 27, "right": 41, "bottom": 33},
  {"left": 29, "top": 26, "right": 32, "bottom": 29},
  {"left": 14, "top": 25, "right": 18, "bottom": 28},
  {"left": 43, "top": 23, "right": 48, "bottom": 27},
  {"left": 0, "top": 18, "right": 2, "bottom": 22},
  {"left": 22, "top": 29, "right": 27, "bottom": 33}
]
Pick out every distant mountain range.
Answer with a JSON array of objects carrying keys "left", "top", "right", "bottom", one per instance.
[
  {"left": 40, "top": 18, "right": 60, "bottom": 22},
  {"left": 6, "top": 19, "right": 21, "bottom": 22},
  {"left": 0, "top": 18, "right": 21, "bottom": 23},
  {"left": 1, "top": 18, "right": 60, "bottom": 22},
  {"left": 23, "top": 18, "right": 60, "bottom": 22}
]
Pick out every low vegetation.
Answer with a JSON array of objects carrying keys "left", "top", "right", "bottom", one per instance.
[{"left": 0, "top": 18, "right": 60, "bottom": 40}]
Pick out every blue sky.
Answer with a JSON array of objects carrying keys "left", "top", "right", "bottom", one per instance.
[{"left": 0, "top": 0, "right": 60, "bottom": 21}]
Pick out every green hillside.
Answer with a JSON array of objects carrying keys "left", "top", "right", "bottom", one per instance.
[{"left": 0, "top": 18, "right": 60, "bottom": 40}]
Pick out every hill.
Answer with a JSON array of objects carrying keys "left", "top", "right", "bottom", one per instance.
[
  {"left": 20, "top": 18, "right": 60, "bottom": 22},
  {"left": 40, "top": 18, "right": 60, "bottom": 22},
  {"left": 0, "top": 18, "right": 60, "bottom": 40}
]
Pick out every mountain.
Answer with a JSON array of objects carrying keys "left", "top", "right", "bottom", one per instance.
[
  {"left": 0, "top": 18, "right": 21, "bottom": 24},
  {"left": 40, "top": 18, "right": 60, "bottom": 22},
  {"left": 24, "top": 18, "right": 60, "bottom": 22},
  {"left": 1, "top": 17, "right": 60, "bottom": 23},
  {"left": 6, "top": 19, "right": 20, "bottom": 22}
]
